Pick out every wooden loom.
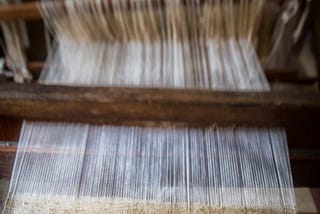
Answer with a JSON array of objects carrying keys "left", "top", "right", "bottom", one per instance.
[{"left": 0, "top": 1, "right": 319, "bottom": 192}]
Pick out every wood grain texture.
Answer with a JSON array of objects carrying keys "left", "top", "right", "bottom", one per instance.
[
  {"left": 0, "top": 83, "right": 320, "bottom": 126},
  {"left": 0, "top": 1, "right": 41, "bottom": 21},
  {"left": 0, "top": 0, "right": 293, "bottom": 22}
]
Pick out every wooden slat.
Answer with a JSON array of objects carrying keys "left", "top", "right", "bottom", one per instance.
[
  {"left": 0, "top": 83, "right": 320, "bottom": 126},
  {"left": 0, "top": 2, "right": 41, "bottom": 21},
  {"left": 0, "top": 0, "right": 289, "bottom": 22}
]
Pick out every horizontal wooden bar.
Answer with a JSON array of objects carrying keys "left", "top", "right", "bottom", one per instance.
[
  {"left": 0, "top": 83, "right": 320, "bottom": 126},
  {"left": 0, "top": 0, "right": 288, "bottom": 22},
  {"left": 0, "top": 1, "right": 41, "bottom": 21}
]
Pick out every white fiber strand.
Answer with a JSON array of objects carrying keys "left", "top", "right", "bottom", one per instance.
[{"left": 4, "top": 122, "right": 296, "bottom": 213}]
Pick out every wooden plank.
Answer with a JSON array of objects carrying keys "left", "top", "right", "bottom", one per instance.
[
  {"left": 0, "top": 0, "right": 291, "bottom": 22},
  {"left": 0, "top": 83, "right": 320, "bottom": 126},
  {"left": 0, "top": 1, "right": 41, "bottom": 21}
]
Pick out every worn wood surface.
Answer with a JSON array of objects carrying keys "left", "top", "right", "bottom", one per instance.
[
  {"left": 0, "top": 0, "right": 293, "bottom": 22},
  {"left": 0, "top": 83, "right": 320, "bottom": 126},
  {"left": 0, "top": 1, "right": 41, "bottom": 21}
]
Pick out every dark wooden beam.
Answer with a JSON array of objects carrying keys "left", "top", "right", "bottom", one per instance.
[
  {"left": 0, "top": 0, "right": 294, "bottom": 22},
  {"left": 0, "top": 1, "right": 41, "bottom": 21},
  {"left": 0, "top": 83, "right": 320, "bottom": 126}
]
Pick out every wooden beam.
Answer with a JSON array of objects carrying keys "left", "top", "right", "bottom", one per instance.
[
  {"left": 0, "top": 83, "right": 320, "bottom": 126},
  {"left": 0, "top": 0, "right": 289, "bottom": 22},
  {"left": 0, "top": 1, "right": 41, "bottom": 21}
]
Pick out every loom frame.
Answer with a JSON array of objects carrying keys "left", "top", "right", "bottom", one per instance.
[{"left": 0, "top": 0, "right": 319, "bottom": 192}]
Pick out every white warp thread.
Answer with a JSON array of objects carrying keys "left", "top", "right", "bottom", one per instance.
[{"left": 4, "top": 122, "right": 295, "bottom": 213}]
